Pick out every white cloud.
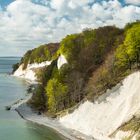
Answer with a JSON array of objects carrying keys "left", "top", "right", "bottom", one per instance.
[
  {"left": 0, "top": 0, "right": 140, "bottom": 56},
  {"left": 125, "top": 0, "right": 140, "bottom": 5},
  {"left": 50, "top": 0, "right": 65, "bottom": 9},
  {"left": 68, "top": 0, "right": 94, "bottom": 8}
]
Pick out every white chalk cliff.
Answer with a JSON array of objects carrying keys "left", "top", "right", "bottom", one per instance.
[
  {"left": 14, "top": 55, "right": 67, "bottom": 81},
  {"left": 57, "top": 54, "right": 67, "bottom": 69},
  {"left": 13, "top": 61, "right": 52, "bottom": 81},
  {"left": 60, "top": 71, "right": 140, "bottom": 140}
]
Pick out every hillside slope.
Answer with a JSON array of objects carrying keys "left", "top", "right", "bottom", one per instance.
[
  {"left": 60, "top": 72, "right": 140, "bottom": 140},
  {"left": 13, "top": 21, "right": 140, "bottom": 140}
]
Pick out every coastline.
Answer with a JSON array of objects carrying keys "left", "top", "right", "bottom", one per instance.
[
  {"left": 15, "top": 102, "right": 94, "bottom": 140},
  {"left": 11, "top": 62, "right": 92, "bottom": 139},
  {"left": 12, "top": 70, "right": 140, "bottom": 140}
]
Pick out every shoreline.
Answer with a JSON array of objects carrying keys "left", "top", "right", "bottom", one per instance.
[
  {"left": 12, "top": 72, "right": 139, "bottom": 140},
  {"left": 11, "top": 72, "right": 94, "bottom": 140},
  {"left": 14, "top": 99, "right": 94, "bottom": 140}
]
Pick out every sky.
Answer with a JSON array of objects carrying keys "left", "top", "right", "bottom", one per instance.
[{"left": 0, "top": 0, "right": 140, "bottom": 56}]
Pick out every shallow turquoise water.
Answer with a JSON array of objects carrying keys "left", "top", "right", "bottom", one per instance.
[{"left": 0, "top": 57, "right": 65, "bottom": 140}]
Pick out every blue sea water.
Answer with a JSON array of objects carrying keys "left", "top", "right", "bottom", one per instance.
[{"left": 0, "top": 57, "right": 64, "bottom": 140}]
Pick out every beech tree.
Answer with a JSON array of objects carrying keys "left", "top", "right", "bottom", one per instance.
[
  {"left": 115, "top": 24, "right": 140, "bottom": 69},
  {"left": 124, "top": 24, "right": 140, "bottom": 67},
  {"left": 46, "top": 78, "right": 68, "bottom": 113}
]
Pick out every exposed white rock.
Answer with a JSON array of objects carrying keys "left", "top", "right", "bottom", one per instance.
[
  {"left": 13, "top": 64, "right": 26, "bottom": 77},
  {"left": 57, "top": 55, "right": 67, "bottom": 69},
  {"left": 27, "top": 61, "right": 52, "bottom": 69},
  {"left": 13, "top": 61, "right": 52, "bottom": 81},
  {"left": 24, "top": 69, "right": 36, "bottom": 81},
  {"left": 13, "top": 64, "right": 37, "bottom": 81},
  {"left": 14, "top": 55, "right": 66, "bottom": 81},
  {"left": 60, "top": 71, "right": 140, "bottom": 140}
]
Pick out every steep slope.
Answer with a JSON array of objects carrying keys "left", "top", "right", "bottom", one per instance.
[
  {"left": 13, "top": 54, "right": 67, "bottom": 81},
  {"left": 13, "top": 43, "right": 59, "bottom": 81},
  {"left": 14, "top": 25, "right": 124, "bottom": 112},
  {"left": 13, "top": 21, "right": 140, "bottom": 140},
  {"left": 13, "top": 61, "right": 52, "bottom": 81},
  {"left": 60, "top": 71, "right": 140, "bottom": 140}
]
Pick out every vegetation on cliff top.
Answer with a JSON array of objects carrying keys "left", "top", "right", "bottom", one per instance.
[
  {"left": 16, "top": 21, "right": 140, "bottom": 115},
  {"left": 21, "top": 43, "right": 59, "bottom": 69}
]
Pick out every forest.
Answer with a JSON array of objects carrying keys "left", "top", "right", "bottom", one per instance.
[{"left": 14, "top": 21, "right": 140, "bottom": 116}]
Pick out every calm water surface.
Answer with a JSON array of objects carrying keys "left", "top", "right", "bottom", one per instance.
[{"left": 0, "top": 57, "right": 65, "bottom": 140}]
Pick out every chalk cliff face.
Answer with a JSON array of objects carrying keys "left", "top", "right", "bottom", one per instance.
[
  {"left": 13, "top": 55, "right": 67, "bottom": 81},
  {"left": 57, "top": 55, "right": 67, "bottom": 69},
  {"left": 13, "top": 61, "right": 52, "bottom": 81},
  {"left": 60, "top": 72, "right": 140, "bottom": 140}
]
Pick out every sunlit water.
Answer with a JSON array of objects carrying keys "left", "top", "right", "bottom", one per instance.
[{"left": 0, "top": 57, "right": 65, "bottom": 140}]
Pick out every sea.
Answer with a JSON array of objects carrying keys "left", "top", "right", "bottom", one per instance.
[{"left": 0, "top": 57, "right": 65, "bottom": 140}]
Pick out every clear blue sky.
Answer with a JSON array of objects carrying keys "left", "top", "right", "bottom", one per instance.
[{"left": 0, "top": 0, "right": 139, "bottom": 56}]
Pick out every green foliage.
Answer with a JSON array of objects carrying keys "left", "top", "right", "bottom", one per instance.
[
  {"left": 36, "top": 60, "right": 57, "bottom": 86},
  {"left": 115, "top": 44, "right": 130, "bottom": 68},
  {"left": 58, "top": 34, "right": 81, "bottom": 63},
  {"left": 21, "top": 50, "right": 32, "bottom": 69},
  {"left": 28, "top": 25, "right": 124, "bottom": 114},
  {"left": 25, "top": 22, "right": 140, "bottom": 115},
  {"left": 81, "top": 28, "right": 96, "bottom": 48},
  {"left": 115, "top": 23, "right": 140, "bottom": 69},
  {"left": 125, "top": 24, "right": 140, "bottom": 61},
  {"left": 59, "top": 26, "right": 123, "bottom": 72},
  {"left": 29, "top": 85, "right": 46, "bottom": 110},
  {"left": 46, "top": 78, "right": 68, "bottom": 113},
  {"left": 124, "top": 20, "right": 140, "bottom": 31},
  {"left": 29, "top": 44, "right": 51, "bottom": 63},
  {"left": 12, "top": 63, "right": 19, "bottom": 73},
  {"left": 21, "top": 43, "right": 59, "bottom": 69},
  {"left": 86, "top": 52, "right": 118, "bottom": 100}
]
